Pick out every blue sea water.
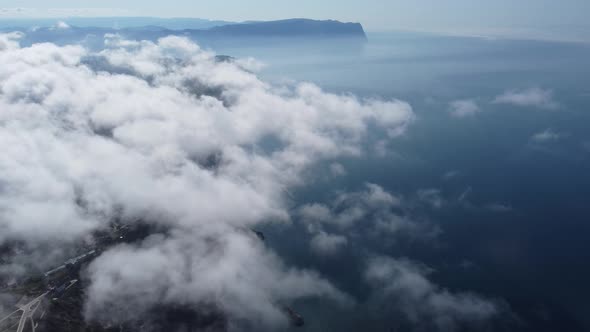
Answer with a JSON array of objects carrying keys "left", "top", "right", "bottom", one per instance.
[{"left": 205, "top": 32, "right": 590, "bottom": 331}]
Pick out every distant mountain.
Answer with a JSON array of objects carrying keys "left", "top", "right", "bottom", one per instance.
[
  {"left": 0, "top": 18, "right": 368, "bottom": 47},
  {"left": 207, "top": 19, "right": 367, "bottom": 38}
]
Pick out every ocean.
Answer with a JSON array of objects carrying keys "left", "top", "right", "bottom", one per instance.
[{"left": 205, "top": 32, "right": 590, "bottom": 331}]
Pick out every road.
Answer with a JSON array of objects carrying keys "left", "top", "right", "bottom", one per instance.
[{"left": 0, "top": 292, "right": 48, "bottom": 332}]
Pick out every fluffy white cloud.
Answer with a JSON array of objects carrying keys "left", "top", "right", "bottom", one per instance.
[
  {"left": 0, "top": 34, "right": 413, "bottom": 239},
  {"left": 0, "top": 32, "right": 22, "bottom": 50},
  {"left": 309, "top": 232, "right": 348, "bottom": 257},
  {"left": 365, "top": 256, "right": 499, "bottom": 331},
  {"left": 0, "top": 33, "right": 413, "bottom": 327},
  {"left": 85, "top": 231, "right": 352, "bottom": 329},
  {"left": 299, "top": 203, "right": 334, "bottom": 225},
  {"left": 54, "top": 21, "right": 71, "bottom": 30},
  {"left": 493, "top": 88, "right": 558, "bottom": 109},
  {"left": 449, "top": 99, "right": 480, "bottom": 118}
]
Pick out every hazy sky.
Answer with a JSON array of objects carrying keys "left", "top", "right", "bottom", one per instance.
[{"left": 1, "top": 0, "right": 589, "bottom": 37}]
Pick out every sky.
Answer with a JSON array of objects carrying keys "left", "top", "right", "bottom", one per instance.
[{"left": 1, "top": 0, "right": 589, "bottom": 37}]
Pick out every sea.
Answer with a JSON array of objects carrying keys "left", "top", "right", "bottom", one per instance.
[{"left": 203, "top": 32, "right": 590, "bottom": 331}]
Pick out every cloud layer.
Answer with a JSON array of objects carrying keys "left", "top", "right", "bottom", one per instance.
[
  {"left": 0, "top": 33, "right": 413, "bottom": 328},
  {"left": 85, "top": 231, "right": 352, "bottom": 329}
]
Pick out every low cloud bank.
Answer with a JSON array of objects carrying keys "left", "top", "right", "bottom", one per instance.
[{"left": 0, "top": 33, "right": 412, "bottom": 328}]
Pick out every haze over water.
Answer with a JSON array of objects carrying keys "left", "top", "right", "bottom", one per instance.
[{"left": 207, "top": 32, "right": 590, "bottom": 331}]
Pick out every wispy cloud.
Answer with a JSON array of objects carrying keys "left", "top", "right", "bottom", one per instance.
[
  {"left": 493, "top": 88, "right": 558, "bottom": 109},
  {"left": 417, "top": 188, "right": 444, "bottom": 209},
  {"left": 365, "top": 256, "right": 501, "bottom": 331},
  {"left": 298, "top": 183, "right": 439, "bottom": 248},
  {"left": 442, "top": 170, "right": 460, "bottom": 181},
  {"left": 530, "top": 128, "right": 562, "bottom": 143},
  {"left": 458, "top": 187, "right": 473, "bottom": 203},
  {"left": 329, "top": 162, "right": 347, "bottom": 176},
  {"left": 449, "top": 99, "right": 481, "bottom": 118}
]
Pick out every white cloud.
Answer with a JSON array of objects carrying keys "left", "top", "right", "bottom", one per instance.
[
  {"left": 530, "top": 128, "right": 562, "bottom": 143},
  {"left": 365, "top": 256, "right": 499, "bottom": 331},
  {"left": 0, "top": 32, "right": 22, "bottom": 51},
  {"left": 364, "top": 183, "right": 401, "bottom": 207},
  {"left": 309, "top": 232, "right": 348, "bottom": 257},
  {"left": 442, "top": 170, "right": 460, "bottom": 181},
  {"left": 298, "top": 184, "right": 438, "bottom": 244},
  {"left": 493, "top": 88, "right": 558, "bottom": 109},
  {"left": 449, "top": 99, "right": 480, "bottom": 118},
  {"left": 0, "top": 35, "right": 413, "bottom": 240},
  {"left": 0, "top": 34, "right": 413, "bottom": 327},
  {"left": 299, "top": 203, "right": 333, "bottom": 222},
  {"left": 235, "top": 57, "right": 266, "bottom": 72},
  {"left": 328, "top": 183, "right": 401, "bottom": 228},
  {"left": 85, "top": 231, "right": 352, "bottom": 328},
  {"left": 54, "top": 21, "right": 70, "bottom": 29}
]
